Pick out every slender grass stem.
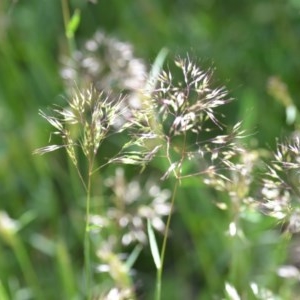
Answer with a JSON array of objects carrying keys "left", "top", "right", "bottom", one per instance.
[
  {"left": 155, "top": 179, "right": 179, "bottom": 300},
  {"left": 84, "top": 166, "right": 92, "bottom": 300},
  {"left": 84, "top": 154, "right": 96, "bottom": 300}
]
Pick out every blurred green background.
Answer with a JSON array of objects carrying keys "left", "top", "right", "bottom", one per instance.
[{"left": 1, "top": 0, "right": 300, "bottom": 299}]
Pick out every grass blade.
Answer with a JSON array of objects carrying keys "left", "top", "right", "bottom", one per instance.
[
  {"left": 147, "top": 219, "right": 161, "bottom": 270},
  {"left": 146, "top": 47, "right": 169, "bottom": 93},
  {"left": 126, "top": 244, "right": 143, "bottom": 270}
]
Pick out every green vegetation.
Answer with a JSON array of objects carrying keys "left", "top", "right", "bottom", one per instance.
[{"left": 1, "top": 0, "right": 300, "bottom": 299}]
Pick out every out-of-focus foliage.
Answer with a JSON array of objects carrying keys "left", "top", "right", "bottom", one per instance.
[{"left": 1, "top": 0, "right": 300, "bottom": 299}]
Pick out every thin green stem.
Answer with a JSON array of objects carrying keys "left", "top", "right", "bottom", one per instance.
[
  {"left": 155, "top": 179, "right": 179, "bottom": 300},
  {"left": 84, "top": 153, "right": 96, "bottom": 300},
  {"left": 75, "top": 164, "right": 88, "bottom": 193},
  {"left": 84, "top": 167, "right": 92, "bottom": 300},
  {"left": 155, "top": 267, "right": 161, "bottom": 300}
]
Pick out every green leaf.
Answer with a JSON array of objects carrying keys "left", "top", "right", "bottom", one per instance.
[
  {"left": 146, "top": 47, "right": 169, "bottom": 93},
  {"left": 125, "top": 244, "right": 143, "bottom": 269},
  {"left": 66, "top": 9, "right": 81, "bottom": 38},
  {"left": 147, "top": 219, "right": 161, "bottom": 269},
  {"left": 19, "top": 210, "right": 36, "bottom": 229}
]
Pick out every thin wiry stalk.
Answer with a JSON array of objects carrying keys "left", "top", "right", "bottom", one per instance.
[
  {"left": 84, "top": 169, "right": 92, "bottom": 300},
  {"left": 74, "top": 164, "right": 88, "bottom": 193},
  {"left": 156, "top": 134, "right": 182, "bottom": 300},
  {"left": 155, "top": 179, "right": 179, "bottom": 300},
  {"left": 85, "top": 146, "right": 96, "bottom": 299}
]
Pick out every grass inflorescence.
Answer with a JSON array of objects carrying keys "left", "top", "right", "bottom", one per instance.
[{"left": 31, "top": 30, "right": 300, "bottom": 299}]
